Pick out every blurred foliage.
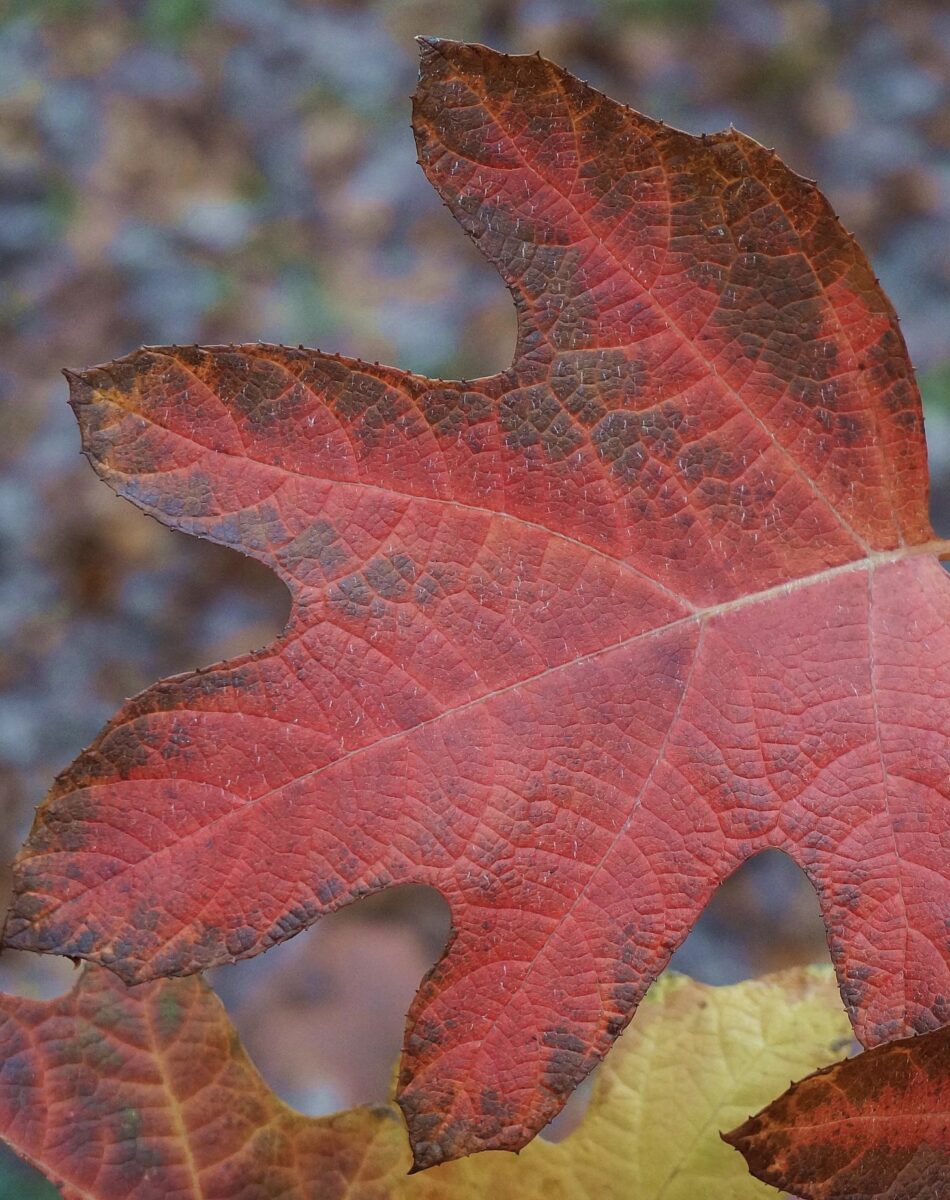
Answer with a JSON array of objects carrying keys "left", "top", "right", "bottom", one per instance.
[
  {"left": 921, "top": 363, "right": 950, "bottom": 412},
  {"left": 600, "top": 0, "right": 715, "bottom": 25},
  {"left": 142, "top": 0, "right": 213, "bottom": 46},
  {"left": 0, "top": 1144, "right": 59, "bottom": 1200}
]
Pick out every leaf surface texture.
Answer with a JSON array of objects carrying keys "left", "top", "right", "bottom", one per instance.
[
  {"left": 0, "top": 966, "right": 850, "bottom": 1199},
  {"left": 725, "top": 1022, "right": 950, "bottom": 1199},
  {"left": 5, "top": 37, "right": 949, "bottom": 1166}
]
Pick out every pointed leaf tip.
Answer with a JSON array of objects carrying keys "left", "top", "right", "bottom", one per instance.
[
  {"left": 725, "top": 1025, "right": 950, "bottom": 1199},
  {"left": 415, "top": 34, "right": 453, "bottom": 66}
]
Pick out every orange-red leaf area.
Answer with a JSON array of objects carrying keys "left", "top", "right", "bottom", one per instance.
[
  {"left": 4, "top": 37, "right": 950, "bottom": 1169},
  {"left": 725, "top": 1024, "right": 950, "bottom": 1199},
  {"left": 0, "top": 967, "right": 407, "bottom": 1200}
]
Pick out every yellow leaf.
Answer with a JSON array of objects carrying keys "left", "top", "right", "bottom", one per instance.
[
  {"left": 400, "top": 967, "right": 851, "bottom": 1199},
  {"left": 0, "top": 966, "right": 850, "bottom": 1198}
]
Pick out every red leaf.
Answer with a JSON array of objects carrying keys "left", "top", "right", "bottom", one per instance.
[
  {"left": 5, "top": 39, "right": 950, "bottom": 1168},
  {"left": 0, "top": 966, "right": 409, "bottom": 1199},
  {"left": 724, "top": 1025, "right": 950, "bottom": 1199},
  {"left": 0, "top": 965, "right": 852, "bottom": 1200}
]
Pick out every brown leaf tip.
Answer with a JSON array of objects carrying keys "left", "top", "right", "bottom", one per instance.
[
  {"left": 62, "top": 367, "right": 92, "bottom": 406},
  {"left": 414, "top": 34, "right": 456, "bottom": 68}
]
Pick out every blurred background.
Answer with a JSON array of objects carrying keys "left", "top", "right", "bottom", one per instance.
[{"left": 0, "top": 0, "right": 947, "bottom": 1194}]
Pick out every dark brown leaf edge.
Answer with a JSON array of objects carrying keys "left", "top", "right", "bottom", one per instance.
[{"left": 723, "top": 1024, "right": 950, "bottom": 1199}]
